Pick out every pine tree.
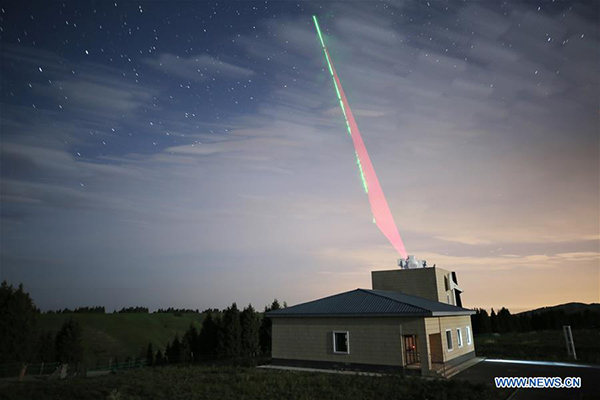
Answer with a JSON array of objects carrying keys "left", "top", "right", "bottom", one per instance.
[
  {"left": 155, "top": 349, "right": 165, "bottom": 365},
  {"left": 240, "top": 304, "right": 260, "bottom": 357},
  {"left": 199, "top": 313, "right": 220, "bottom": 358},
  {"left": 0, "top": 281, "right": 39, "bottom": 363},
  {"left": 164, "top": 342, "right": 172, "bottom": 364},
  {"left": 180, "top": 333, "right": 192, "bottom": 363},
  {"left": 183, "top": 325, "right": 200, "bottom": 362},
  {"left": 146, "top": 343, "right": 154, "bottom": 366},
  {"left": 167, "top": 335, "right": 181, "bottom": 364},
  {"left": 259, "top": 299, "right": 281, "bottom": 354},
  {"left": 218, "top": 303, "right": 242, "bottom": 358},
  {"left": 490, "top": 309, "right": 498, "bottom": 333},
  {"left": 55, "top": 318, "right": 84, "bottom": 363},
  {"left": 36, "top": 330, "right": 55, "bottom": 362}
]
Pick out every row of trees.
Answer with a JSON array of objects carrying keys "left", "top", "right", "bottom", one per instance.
[
  {"left": 0, "top": 281, "right": 85, "bottom": 364},
  {"left": 147, "top": 300, "right": 283, "bottom": 365},
  {"left": 1, "top": 280, "right": 283, "bottom": 367},
  {"left": 41, "top": 318, "right": 85, "bottom": 363},
  {"left": 471, "top": 307, "right": 600, "bottom": 334},
  {"left": 45, "top": 306, "right": 106, "bottom": 314},
  {"left": 117, "top": 306, "right": 149, "bottom": 314},
  {"left": 44, "top": 307, "right": 216, "bottom": 315},
  {"left": 154, "top": 308, "right": 200, "bottom": 314}
]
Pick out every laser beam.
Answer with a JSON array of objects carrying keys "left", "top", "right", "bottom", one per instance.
[{"left": 313, "top": 15, "right": 408, "bottom": 258}]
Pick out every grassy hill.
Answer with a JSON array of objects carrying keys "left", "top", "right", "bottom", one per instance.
[
  {"left": 517, "top": 302, "right": 600, "bottom": 315},
  {"left": 1, "top": 365, "right": 509, "bottom": 400},
  {"left": 39, "top": 312, "right": 204, "bottom": 365}
]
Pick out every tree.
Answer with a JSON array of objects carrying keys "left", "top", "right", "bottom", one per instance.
[
  {"left": 240, "top": 304, "right": 260, "bottom": 357},
  {"left": 155, "top": 349, "right": 166, "bottom": 365},
  {"left": 36, "top": 330, "right": 55, "bottom": 362},
  {"left": 490, "top": 309, "right": 498, "bottom": 333},
  {"left": 180, "top": 333, "right": 192, "bottom": 363},
  {"left": 471, "top": 308, "right": 492, "bottom": 334},
  {"left": 199, "top": 312, "right": 220, "bottom": 358},
  {"left": 218, "top": 303, "right": 242, "bottom": 358},
  {"left": 146, "top": 343, "right": 154, "bottom": 366},
  {"left": 0, "top": 281, "right": 39, "bottom": 363},
  {"left": 166, "top": 334, "right": 181, "bottom": 364},
  {"left": 55, "top": 318, "right": 84, "bottom": 363},
  {"left": 497, "top": 307, "right": 514, "bottom": 333},
  {"left": 183, "top": 325, "right": 200, "bottom": 362},
  {"left": 259, "top": 299, "right": 281, "bottom": 354}
]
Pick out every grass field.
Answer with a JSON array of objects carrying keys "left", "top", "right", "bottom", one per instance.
[
  {"left": 39, "top": 313, "right": 203, "bottom": 364},
  {"left": 474, "top": 329, "right": 600, "bottom": 364},
  {"left": 0, "top": 365, "right": 509, "bottom": 400}
]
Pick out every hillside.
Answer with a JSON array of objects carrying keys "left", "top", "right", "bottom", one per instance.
[
  {"left": 518, "top": 302, "right": 600, "bottom": 315},
  {"left": 39, "top": 312, "right": 204, "bottom": 365}
]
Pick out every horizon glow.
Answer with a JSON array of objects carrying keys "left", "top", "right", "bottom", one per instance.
[{"left": 312, "top": 16, "right": 408, "bottom": 258}]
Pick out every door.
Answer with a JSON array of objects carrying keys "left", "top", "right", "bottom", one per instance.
[
  {"left": 429, "top": 333, "right": 443, "bottom": 364},
  {"left": 403, "top": 335, "right": 420, "bottom": 365}
]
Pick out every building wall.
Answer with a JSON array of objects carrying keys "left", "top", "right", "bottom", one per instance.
[
  {"left": 272, "top": 316, "right": 424, "bottom": 367},
  {"left": 271, "top": 315, "right": 474, "bottom": 371},
  {"left": 424, "top": 315, "right": 474, "bottom": 362},
  {"left": 434, "top": 268, "right": 454, "bottom": 305},
  {"left": 371, "top": 267, "right": 455, "bottom": 304},
  {"left": 371, "top": 268, "right": 438, "bottom": 301}
]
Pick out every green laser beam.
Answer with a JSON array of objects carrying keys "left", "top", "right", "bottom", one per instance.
[
  {"left": 313, "top": 15, "right": 352, "bottom": 139},
  {"left": 355, "top": 151, "right": 369, "bottom": 194}
]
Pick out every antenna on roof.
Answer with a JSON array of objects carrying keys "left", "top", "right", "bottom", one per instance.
[{"left": 397, "top": 255, "right": 427, "bottom": 269}]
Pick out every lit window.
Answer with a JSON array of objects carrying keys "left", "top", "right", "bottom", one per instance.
[
  {"left": 445, "top": 329, "right": 453, "bottom": 351},
  {"left": 333, "top": 331, "right": 349, "bottom": 354},
  {"left": 466, "top": 326, "right": 472, "bottom": 345},
  {"left": 457, "top": 328, "right": 463, "bottom": 348}
]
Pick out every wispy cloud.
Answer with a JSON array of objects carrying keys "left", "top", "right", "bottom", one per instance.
[
  {"left": 144, "top": 53, "right": 253, "bottom": 81},
  {"left": 1, "top": 2, "right": 597, "bottom": 312}
]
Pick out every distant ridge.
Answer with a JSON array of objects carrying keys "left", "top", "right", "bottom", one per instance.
[{"left": 517, "top": 302, "right": 600, "bottom": 316}]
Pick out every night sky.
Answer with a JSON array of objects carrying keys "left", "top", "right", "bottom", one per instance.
[{"left": 1, "top": 1, "right": 598, "bottom": 312}]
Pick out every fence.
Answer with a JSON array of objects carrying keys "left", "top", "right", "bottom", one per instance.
[
  {"left": 0, "top": 362, "right": 61, "bottom": 380},
  {"left": 0, "top": 359, "right": 147, "bottom": 381}
]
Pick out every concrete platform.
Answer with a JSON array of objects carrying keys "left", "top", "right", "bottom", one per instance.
[
  {"left": 442, "top": 356, "right": 485, "bottom": 378},
  {"left": 452, "top": 359, "right": 600, "bottom": 400}
]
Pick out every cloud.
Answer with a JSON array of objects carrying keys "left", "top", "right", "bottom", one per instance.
[
  {"left": 316, "top": 244, "right": 600, "bottom": 274},
  {"left": 3, "top": 44, "right": 158, "bottom": 119},
  {"left": 1, "top": 2, "right": 597, "bottom": 312},
  {"left": 144, "top": 53, "right": 253, "bottom": 81},
  {"left": 434, "top": 236, "right": 493, "bottom": 246}
]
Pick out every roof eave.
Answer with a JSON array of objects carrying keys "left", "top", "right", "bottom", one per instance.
[
  {"left": 431, "top": 310, "right": 475, "bottom": 316},
  {"left": 267, "top": 310, "right": 475, "bottom": 318},
  {"left": 267, "top": 312, "right": 435, "bottom": 318}
]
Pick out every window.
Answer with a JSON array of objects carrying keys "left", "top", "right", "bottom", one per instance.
[
  {"left": 457, "top": 328, "right": 463, "bottom": 348},
  {"left": 333, "top": 331, "right": 349, "bottom": 354},
  {"left": 445, "top": 329, "right": 453, "bottom": 351},
  {"left": 466, "top": 326, "right": 472, "bottom": 345}
]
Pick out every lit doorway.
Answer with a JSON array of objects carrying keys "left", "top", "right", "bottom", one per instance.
[{"left": 403, "top": 335, "right": 420, "bottom": 365}]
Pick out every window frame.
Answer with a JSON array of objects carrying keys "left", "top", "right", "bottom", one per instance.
[
  {"left": 445, "top": 329, "right": 453, "bottom": 352},
  {"left": 332, "top": 331, "right": 350, "bottom": 354},
  {"left": 457, "top": 328, "right": 463, "bottom": 348},
  {"left": 465, "top": 326, "right": 472, "bottom": 345}
]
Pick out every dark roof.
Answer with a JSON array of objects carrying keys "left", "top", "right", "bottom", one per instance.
[{"left": 267, "top": 289, "right": 474, "bottom": 318}]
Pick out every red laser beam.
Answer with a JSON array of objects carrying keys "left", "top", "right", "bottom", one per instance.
[{"left": 314, "top": 17, "right": 408, "bottom": 258}]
